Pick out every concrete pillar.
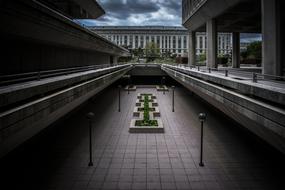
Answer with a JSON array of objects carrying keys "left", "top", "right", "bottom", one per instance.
[
  {"left": 188, "top": 31, "right": 196, "bottom": 66},
  {"left": 171, "top": 36, "right": 172, "bottom": 50},
  {"left": 132, "top": 35, "right": 135, "bottom": 49},
  {"left": 206, "top": 19, "right": 218, "bottom": 68},
  {"left": 159, "top": 36, "right": 162, "bottom": 50},
  {"left": 176, "top": 35, "right": 179, "bottom": 53},
  {"left": 262, "top": 0, "right": 281, "bottom": 76},
  {"left": 232, "top": 32, "right": 240, "bottom": 68},
  {"left": 113, "top": 56, "right": 118, "bottom": 64},
  {"left": 127, "top": 35, "right": 130, "bottom": 46}
]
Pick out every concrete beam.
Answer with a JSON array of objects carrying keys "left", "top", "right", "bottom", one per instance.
[
  {"left": 0, "top": 0, "right": 128, "bottom": 57},
  {"left": 232, "top": 32, "right": 240, "bottom": 68},
  {"left": 206, "top": 19, "right": 218, "bottom": 68}
]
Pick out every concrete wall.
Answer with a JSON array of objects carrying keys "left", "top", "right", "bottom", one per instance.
[
  {"left": 1, "top": 38, "right": 111, "bottom": 75},
  {"left": 281, "top": 1, "right": 285, "bottom": 76},
  {"left": 128, "top": 64, "right": 167, "bottom": 76}
]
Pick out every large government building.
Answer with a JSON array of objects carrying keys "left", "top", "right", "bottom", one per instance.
[{"left": 90, "top": 26, "right": 232, "bottom": 56}]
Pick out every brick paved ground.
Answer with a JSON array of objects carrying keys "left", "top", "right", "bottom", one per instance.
[{"left": 1, "top": 85, "right": 284, "bottom": 190}]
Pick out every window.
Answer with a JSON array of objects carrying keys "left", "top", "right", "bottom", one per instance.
[
  {"left": 173, "top": 36, "right": 176, "bottom": 49},
  {"left": 124, "top": 36, "right": 127, "bottom": 45},
  {"left": 146, "top": 36, "right": 149, "bottom": 43},
  {"left": 140, "top": 36, "right": 144, "bottom": 48},
  {"left": 157, "top": 36, "right": 160, "bottom": 47},
  {"left": 130, "top": 36, "right": 133, "bottom": 48},
  {"left": 199, "top": 36, "right": 203, "bottom": 49},
  {"left": 183, "top": 36, "right": 187, "bottom": 49},
  {"left": 135, "top": 36, "right": 138, "bottom": 48}
]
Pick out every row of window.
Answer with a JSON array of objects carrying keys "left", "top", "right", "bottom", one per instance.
[
  {"left": 104, "top": 35, "right": 188, "bottom": 50},
  {"left": 100, "top": 33, "right": 232, "bottom": 55}
]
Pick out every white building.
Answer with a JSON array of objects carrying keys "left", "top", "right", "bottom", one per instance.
[{"left": 90, "top": 26, "right": 232, "bottom": 56}]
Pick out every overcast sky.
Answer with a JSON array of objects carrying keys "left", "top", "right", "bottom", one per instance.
[{"left": 79, "top": 0, "right": 182, "bottom": 26}]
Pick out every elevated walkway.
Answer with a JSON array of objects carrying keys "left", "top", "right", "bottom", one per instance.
[
  {"left": 0, "top": 64, "right": 132, "bottom": 157},
  {"left": 162, "top": 64, "right": 285, "bottom": 154}
]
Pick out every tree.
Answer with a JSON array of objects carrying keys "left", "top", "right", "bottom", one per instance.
[
  {"left": 246, "top": 41, "right": 262, "bottom": 59},
  {"left": 145, "top": 42, "right": 160, "bottom": 58}
]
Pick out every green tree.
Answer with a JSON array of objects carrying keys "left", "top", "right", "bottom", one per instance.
[
  {"left": 245, "top": 41, "right": 262, "bottom": 59},
  {"left": 145, "top": 42, "right": 160, "bottom": 57}
]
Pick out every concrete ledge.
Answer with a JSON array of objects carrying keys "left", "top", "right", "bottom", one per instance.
[
  {"left": 156, "top": 85, "right": 169, "bottom": 91},
  {"left": 162, "top": 66, "right": 285, "bottom": 154},
  {"left": 129, "top": 119, "right": 164, "bottom": 133},
  {"left": 1, "top": 0, "right": 128, "bottom": 56},
  {"left": 0, "top": 67, "right": 131, "bottom": 157},
  {"left": 163, "top": 64, "right": 285, "bottom": 106},
  {"left": 128, "top": 64, "right": 167, "bottom": 76},
  {"left": 124, "top": 85, "right": 137, "bottom": 91},
  {"left": 0, "top": 65, "right": 132, "bottom": 108}
]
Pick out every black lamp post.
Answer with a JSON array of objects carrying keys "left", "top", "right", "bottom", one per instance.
[
  {"left": 118, "top": 85, "right": 121, "bottom": 112},
  {"left": 198, "top": 113, "right": 206, "bottom": 167},
  {"left": 128, "top": 76, "right": 131, "bottom": 94},
  {"left": 86, "top": 112, "right": 95, "bottom": 166},
  {"left": 172, "top": 86, "right": 175, "bottom": 112},
  {"left": 161, "top": 77, "right": 166, "bottom": 95}
]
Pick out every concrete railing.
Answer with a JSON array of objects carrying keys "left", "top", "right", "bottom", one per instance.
[
  {"left": 0, "top": 64, "right": 132, "bottom": 109},
  {"left": 162, "top": 64, "right": 285, "bottom": 106}
]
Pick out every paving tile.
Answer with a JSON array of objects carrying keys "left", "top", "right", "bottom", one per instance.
[{"left": 2, "top": 87, "right": 285, "bottom": 190}]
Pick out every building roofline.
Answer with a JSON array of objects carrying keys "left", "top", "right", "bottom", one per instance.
[{"left": 89, "top": 26, "right": 188, "bottom": 31}]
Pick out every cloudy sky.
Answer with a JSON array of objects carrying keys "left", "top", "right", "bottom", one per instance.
[
  {"left": 78, "top": 0, "right": 261, "bottom": 42},
  {"left": 79, "top": 0, "right": 182, "bottom": 26}
]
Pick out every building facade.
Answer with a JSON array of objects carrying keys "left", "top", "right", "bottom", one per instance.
[{"left": 90, "top": 26, "right": 232, "bottom": 56}]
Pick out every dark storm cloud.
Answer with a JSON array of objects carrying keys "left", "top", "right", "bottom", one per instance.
[{"left": 79, "top": 0, "right": 182, "bottom": 26}]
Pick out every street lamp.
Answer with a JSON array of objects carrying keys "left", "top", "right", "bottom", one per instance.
[
  {"left": 172, "top": 86, "right": 175, "bottom": 112},
  {"left": 198, "top": 112, "right": 206, "bottom": 167},
  {"left": 86, "top": 112, "right": 95, "bottom": 166},
  {"left": 128, "top": 76, "right": 131, "bottom": 94},
  {"left": 118, "top": 85, "right": 121, "bottom": 112},
  {"left": 161, "top": 77, "right": 166, "bottom": 95}
]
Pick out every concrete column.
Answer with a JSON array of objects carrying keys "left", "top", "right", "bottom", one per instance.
[
  {"left": 127, "top": 35, "right": 130, "bottom": 46},
  {"left": 176, "top": 35, "right": 179, "bottom": 53},
  {"left": 206, "top": 19, "right": 218, "bottom": 68},
  {"left": 143, "top": 35, "right": 146, "bottom": 48},
  {"left": 188, "top": 31, "right": 196, "bottom": 66},
  {"left": 132, "top": 35, "right": 135, "bottom": 49},
  {"left": 170, "top": 36, "right": 173, "bottom": 52},
  {"left": 159, "top": 36, "right": 162, "bottom": 50},
  {"left": 262, "top": 0, "right": 281, "bottom": 76},
  {"left": 232, "top": 32, "right": 240, "bottom": 68}
]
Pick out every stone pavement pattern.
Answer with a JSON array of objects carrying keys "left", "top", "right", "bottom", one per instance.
[{"left": 0, "top": 86, "right": 284, "bottom": 190}]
